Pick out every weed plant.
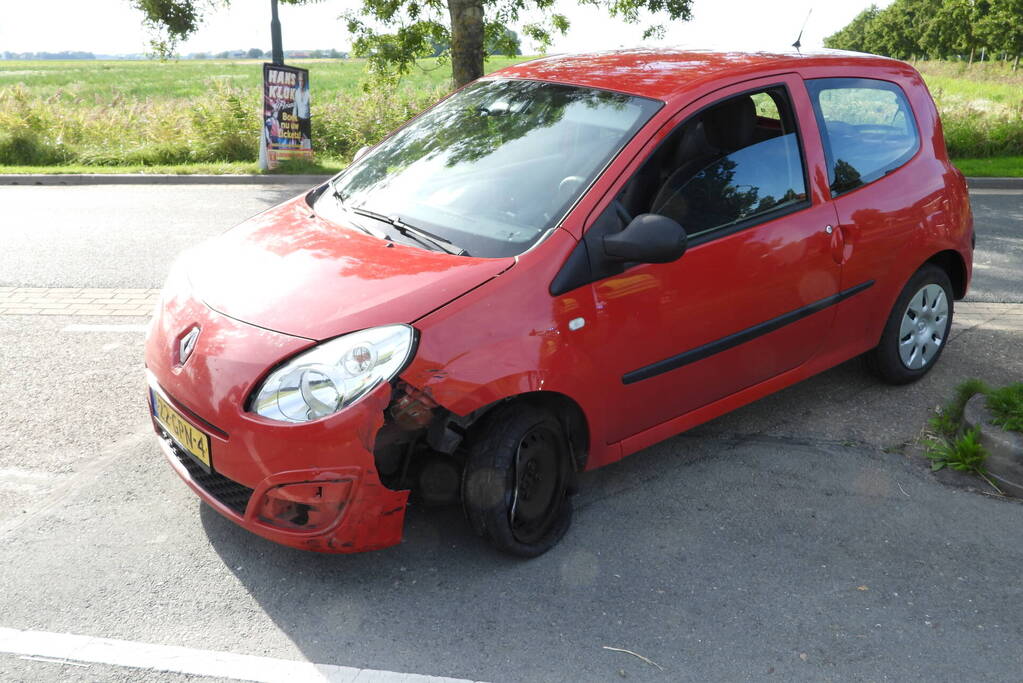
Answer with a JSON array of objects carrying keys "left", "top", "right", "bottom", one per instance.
[
  {"left": 925, "top": 426, "right": 988, "bottom": 474},
  {"left": 986, "top": 382, "right": 1023, "bottom": 432},
  {"left": 928, "top": 378, "right": 989, "bottom": 438}
]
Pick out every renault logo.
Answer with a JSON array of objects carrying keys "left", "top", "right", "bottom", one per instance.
[{"left": 177, "top": 326, "right": 200, "bottom": 365}]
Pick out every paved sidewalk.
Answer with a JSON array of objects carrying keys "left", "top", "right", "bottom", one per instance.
[
  {"left": 0, "top": 287, "right": 158, "bottom": 316},
  {"left": 952, "top": 301, "right": 1023, "bottom": 335}
]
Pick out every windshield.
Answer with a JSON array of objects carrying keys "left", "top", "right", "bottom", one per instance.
[{"left": 321, "top": 79, "right": 661, "bottom": 257}]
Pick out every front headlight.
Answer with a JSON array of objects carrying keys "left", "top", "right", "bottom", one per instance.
[{"left": 251, "top": 324, "right": 416, "bottom": 423}]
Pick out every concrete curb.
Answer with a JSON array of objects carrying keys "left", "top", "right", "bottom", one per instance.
[
  {"left": 963, "top": 393, "right": 1023, "bottom": 497},
  {"left": 966, "top": 177, "right": 1023, "bottom": 190},
  {"left": 1, "top": 173, "right": 1020, "bottom": 188},
  {"left": 0, "top": 174, "right": 332, "bottom": 186}
]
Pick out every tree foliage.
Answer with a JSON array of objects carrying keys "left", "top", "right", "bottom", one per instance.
[
  {"left": 346, "top": 0, "right": 694, "bottom": 85},
  {"left": 131, "top": 0, "right": 693, "bottom": 86},
  {"left": 131, "top": 0, "right": 317, "bottom": 56},
  {"left": 822, "top": 5, "right": 880, "bottom": 53},
  {"left": 824, "top": 0, "right": 1023, "bottom": 61}
]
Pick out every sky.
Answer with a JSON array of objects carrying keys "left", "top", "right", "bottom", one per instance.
[{"left": 0, "top": 0, "right": 891, "bottom": 56}]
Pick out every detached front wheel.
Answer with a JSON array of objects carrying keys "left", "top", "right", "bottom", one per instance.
[
  {"left": 868, "top": 264, "right": 954, "bottom": 384},
  {"left": 462, "top": 403, "right": 573, "bottom": 557}
]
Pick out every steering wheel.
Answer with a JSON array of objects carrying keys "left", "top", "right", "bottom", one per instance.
[{"left": 558, "top": 175, "right": 585, "bottom": 196}]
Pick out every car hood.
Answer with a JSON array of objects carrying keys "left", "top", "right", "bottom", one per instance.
[{"left": 188, "top": 194, "right": 514, "bottom": 340}]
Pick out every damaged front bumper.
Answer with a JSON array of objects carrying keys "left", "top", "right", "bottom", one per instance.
[
  {"left": 149, "top": 377, "right": 410, "bottom": 553},
  {"left": 145, "top": 289, "right": 410, "bottom": 554}
]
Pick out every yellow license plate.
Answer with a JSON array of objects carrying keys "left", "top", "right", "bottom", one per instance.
[{"left": 152, "top": 391, "right": 211, "bottom": 468}]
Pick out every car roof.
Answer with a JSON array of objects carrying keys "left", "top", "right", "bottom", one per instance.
[{"left": 490, "top": 48, "right": 909, "bottom": 101}]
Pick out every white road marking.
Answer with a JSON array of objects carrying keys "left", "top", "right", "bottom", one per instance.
[
  {"left": 0, "top": 468, "right": 50, "bottom": 481},
  {"left": 0, "top": 627, "right": 483, "bottom": 683},
  {"left": 63, "top": 324, "right": 149, "bottom": 333},
  {"left": 19, "top": 655, "right": 90, "bottom": 667},
  {"left": 0, "top": 468, "right": 52, "bottom": 493}
]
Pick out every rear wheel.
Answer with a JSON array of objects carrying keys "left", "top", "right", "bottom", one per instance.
[
  {"left": 867, "top": 264, "right": 953, "bottom": 384},
  {"left": 462, "top": 403, "right": 573, "bottom": 557}
]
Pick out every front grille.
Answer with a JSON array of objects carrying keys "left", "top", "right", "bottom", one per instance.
[{"left": 164, "top": 436, "right": 254, "bottom": 516}]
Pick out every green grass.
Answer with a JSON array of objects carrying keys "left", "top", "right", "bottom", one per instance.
[
  {"left": 0, "top": 56, "right": 526, "bottom": 101},
  {"left": 952, "top": 156, "right": 1023, "bottom": 177},
  {"left": 929, "top": 378, "right": 990, "bottom": 438},
  {"left": 916, "top": 61, "right": 1023, "bottom": 161},
  {"left": 925, "top": 427, "right": 988, "bottom": 474},
  {"left": 1, "top": 56, "right": 1021, "bottom": 174},
  {"left": 924, "top": 378, "right": 1022, "bottom": 493},
  {"left": 0, "top": 160, "right": 346, "bottom": 175},
  {"left": 986, "top": 383, "right": 1023, "bottom": 433},
  {"left": 0, "top": 57, "right": 527, "bottom": 171}
]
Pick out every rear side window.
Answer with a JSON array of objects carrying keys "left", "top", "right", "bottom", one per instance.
[{"left": 806, "top": 78, "right": 920, "bottom": 196}]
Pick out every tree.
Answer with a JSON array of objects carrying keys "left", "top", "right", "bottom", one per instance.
[
  {"left": 975, "top": 0, "right": 1023, "bottom": 65},
  {"left": 825, "top": 0, "right": 1023, "bottom": 62},
  {"left": 920, "top": 0, "right": 984, "bottom": 59},
  {"left": 428, "top": 27, "right": 520, "bottom": 57},
  {"left": 863, "top": 0, "right": 936, "bottom": 59},
  {"left": 131, "top": 0, "right": 694, "bottom": 87},
  {"left": 824, "top": 5, "right": 881, "bottom": 53},
  {"left": 247, "top": 47, "right": 265, "bottom": 58}
]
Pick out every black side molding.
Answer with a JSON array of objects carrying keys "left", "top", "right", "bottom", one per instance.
[{"left": 622, "top": 280, "right": 874, "bottom": 385}]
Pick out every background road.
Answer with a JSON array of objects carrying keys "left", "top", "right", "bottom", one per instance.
[
  {"left": 1, "top": 183, "right": 1021, "bottom": 302},
  {"left": 0, "top": 183, "right": 1021, "bottom": 682}
]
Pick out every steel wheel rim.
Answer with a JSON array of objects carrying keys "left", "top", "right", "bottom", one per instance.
[
  {"left": 898, "top": 283, "right": 948, "bottom": 370},
  {"left": 509, "top": 425, "right": 565, "bottom": 545}
]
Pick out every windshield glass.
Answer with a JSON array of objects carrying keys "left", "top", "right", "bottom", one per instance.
[{"left": 322, "top": 79, "right": 661, "bottom": 257}]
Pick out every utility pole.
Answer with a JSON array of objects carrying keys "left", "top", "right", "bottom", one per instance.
[
  {"left": 261, "top": 0, "right": 284, "bottom": 170},
  {"left": 270, "top": 0, "right": 284, "bottom": 65}
]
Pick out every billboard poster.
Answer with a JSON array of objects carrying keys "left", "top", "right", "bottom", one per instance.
[{"left": 261, "top": 63, "right": 312, "bottom": 168}]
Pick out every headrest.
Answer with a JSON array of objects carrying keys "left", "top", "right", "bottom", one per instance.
[
  {"left": 702, "top": 96, "right": 755, "bottom": 152},
  {"left": 668, "top": 120, "right": 711, "bottom": 169}
]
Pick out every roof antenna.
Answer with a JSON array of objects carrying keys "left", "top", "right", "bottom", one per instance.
[{"left": 792, "top": 8, "right": 812, "bottom": 52}]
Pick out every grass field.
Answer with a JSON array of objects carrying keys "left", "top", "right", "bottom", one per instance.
[
  {"left": 1, "top": 56, "right": 1020, "bottom": 175},
  {"left": 0, "top": 57, "right": 522, "bottom": 169},
  {"left": 0, "top": 57, "right": 523, "bottom": 100},
  {"left": 915, "top": 60, "right": 1023, "bottom": 164}
]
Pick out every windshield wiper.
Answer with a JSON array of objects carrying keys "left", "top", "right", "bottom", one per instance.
[
  {"left": 348, "top": 206, "right": 468, "bottom": 256},
  {"left": 330, "top": 189, "right": 388, "bottom": 239}
]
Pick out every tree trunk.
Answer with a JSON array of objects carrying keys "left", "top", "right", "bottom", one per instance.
[{"left": 448, "top": 0, "right": 485, "bottom": 87}]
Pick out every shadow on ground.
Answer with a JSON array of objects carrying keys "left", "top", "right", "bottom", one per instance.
[{"left": 198, "top": 320, "right": 1023, "bottom": 682}]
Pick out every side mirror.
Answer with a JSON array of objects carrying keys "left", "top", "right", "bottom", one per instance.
[
  {"left": 603, "top": 213, "right": 688, "bottom": 264},
  {"left": 353, "top": 145, "right": 371, "bottom": 162}
]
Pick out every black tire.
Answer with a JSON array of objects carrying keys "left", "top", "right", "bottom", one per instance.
[
  {"left": 461, "top": 403, "right": 573, "bottom": 558},
  {"left": 867, "top": 264, "right": 954, "bottom": 385}
]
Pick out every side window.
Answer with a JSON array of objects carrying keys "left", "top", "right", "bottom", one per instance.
[
  {"left": 806, "top": 78, "right": 920, "bottom": 196},
  {"left": 616, "top": 86, "right": 808, "bottom": 241}
]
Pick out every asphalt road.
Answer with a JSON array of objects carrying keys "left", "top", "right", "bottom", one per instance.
[{"left": 1, "top": 183, "right": 1022, "bottom": 682}]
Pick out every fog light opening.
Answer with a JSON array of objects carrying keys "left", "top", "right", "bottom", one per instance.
[{"left": 257, "top": 480, "right": 354, "bottom": 531}]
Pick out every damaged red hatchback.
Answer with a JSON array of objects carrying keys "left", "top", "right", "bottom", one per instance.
[{"left": 146, "top": 49, "right": 973, "bottom": 556}]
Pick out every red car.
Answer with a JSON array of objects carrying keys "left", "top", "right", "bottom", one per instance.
[{"left": 146, "top": 49, "right": 973, "bottom": 557}]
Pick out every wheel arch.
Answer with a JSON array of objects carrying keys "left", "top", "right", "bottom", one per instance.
[
  {"left": 924, "top": 249, "right": 968, "bottom": 300},
  {"left": 473, "top": 391, "right": 591, "bottom": 473}
]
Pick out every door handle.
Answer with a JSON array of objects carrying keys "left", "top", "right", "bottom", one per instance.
[{"left": 829, "top": 225, "right": 848, "bottom": 264}]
